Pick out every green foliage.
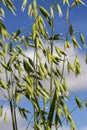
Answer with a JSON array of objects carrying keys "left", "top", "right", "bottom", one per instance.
[
  {"left": 4, "top": 112, "right": 7, "bottom": 125},
  {"left": 0, "top": 8, "right": 5, "bottom": 18},
  {"left": 63, "top": 0, "right": 69, "bottom": 5},
  {"left": 64, "top": 41, "right": 71, "bottom": 50},
  {"left": 56, "top": 4, "right": 62, "bottom": 17},
  {"left": 75, "top": 97, "right": 83, "bottom": 109},
  {"left": 40, "top": 6, "right": 52, "bottom": 27},
  {"left": 85, "top": 101, "right": 87, "bottom": 107},
  {"left": 0, "top": 106, "right": 3, "bottom": 116},
  {"left": 85, "top": 54, "right": 87, "bottom": 64},
  {"left": 0, "top": 0, "right": 87, "bottom": 130},
  {"left": 34, "top": 123, "right": 42, "bottom": 130},
  {"left": 74, "top": 56, "right": 81, "bottom": 76},
  {"left": 69, "top": 25, "right": 74, "bottom": 36},
  {"left": 67, "top": 61, "right": 74, "bottom": 74},
  {"left": 18, "top": 107, "right": 30, "bottom": 120},
  {"left": 79, "top": 32, "right": 86, "bottom": 46},
  {"left": 40, "top": 6, "right": 50, "bottom": 20},
  {"left": 21, "top": 0, "right": 28, "bottom": 11},
  {"left": 46, "top": 90, "right": 57, "bottom": 129},
  {"left": 0, "top": 22, "right": 10, "bottom": 39},
  {"left": 72, "top": 36, "right": 81, "bottom": 49}
]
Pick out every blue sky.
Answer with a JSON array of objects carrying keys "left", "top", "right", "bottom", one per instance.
[{"left": 1, "top": 0, "right": 87, "bottom": 130}]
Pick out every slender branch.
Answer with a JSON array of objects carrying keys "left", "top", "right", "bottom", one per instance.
[
  {"left": 59, "top": 95, "right": 87, "bottom": 127},
  {"left": 26, "top": 114, "right": 34, "bottom": 130},
  {"left": 50, "top": 1, "right": 54, "bottom": 104},
  {"left": 11, "top": 71, "right": 18, "bottom": 130},
  {"left": 10, "top": 100, "right": 16, "bottom": 130},
  {"left": 60, "top": 7, "right": 70, "bottom": 83},
  {"left": 34, "top": 40, "right": 38, "bottom": 124},
  {"left": 2, "top": 40, "right": 16, "bottom": 130},
  {"left": 2, "top": 38, "right": 18, "bottom": 130}
]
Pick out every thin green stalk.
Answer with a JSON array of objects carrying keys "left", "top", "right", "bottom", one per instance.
[
  {"left": 11, "top": 72, "right": 18, "bottom": 130},
  {"left": 14, "top": 104, "right": 18, "bottom": 130},
  {"left": 13, "top": 92, "right": 18, "bottom": 130},
  {"left": 34, "top": 56, "right": 36, "bottom": 126},
  {"left": 58, "top": 6, "right": 70, "bottom": 130},
  {"left": 60, "top": 55, "right": 65, "bottom": 83},
  {"left": 50, "top": 6, "right": 54, "bottom": 105},
  {"left": 60, "top": 7, "right": 70, "bottom": 83},
  {"left": 2, "top": 39, "right": 17, "bottom": 130},
  {"left": 26, "top": 115, "right": 33, "bottom": 130},
  {"left": 34, "top": 39, "right": 38, "bottom": 126},
  {"left": 2, "top": 41, "right": 15, "bottom": 130},
  {"left": 10, "top": 100, "right": 16, "bottom": 130},
  {"left": 8, "top": 72, "right": 18, "bottom": 130}
]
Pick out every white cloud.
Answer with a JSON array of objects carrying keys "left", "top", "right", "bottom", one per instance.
[
  {"left": 24, "top": 49, "right": 34, "bottom": 60},
  {"left": 24, "top": 42, "right": 87, "bottom": 91}
]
